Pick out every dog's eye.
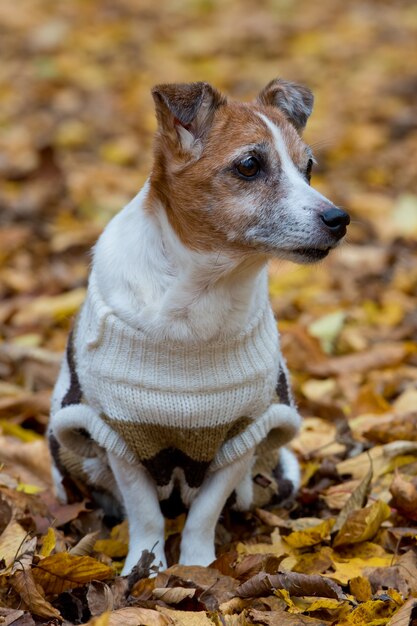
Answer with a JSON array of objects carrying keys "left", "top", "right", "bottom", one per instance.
[
  {"left": 306, "top": 158, "right": 313, "bottom": 183},
  {"left": 236, "top": 156, "right": 261, "bottom": 179}
]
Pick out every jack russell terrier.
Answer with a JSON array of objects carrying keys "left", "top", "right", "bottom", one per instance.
[{"left": 48, "top": 79, "right": 350, "bottom": 574}]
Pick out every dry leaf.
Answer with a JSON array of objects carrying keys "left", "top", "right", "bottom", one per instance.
[
  {"left": 70, "top": 531, "right": 100, "bottom": 556},
  {"left": 285, "top": 518, "right": 335, "bottom": 548},
  {"left": 39, "top": 527, "right": 56, "bottom": 557},
  {"left": 333, "top": 500, "right": 391, "bottom": 547},
  {"left": 333, "top": 467, "right": 372, "bottom": 532},
  {"left": 10, "top": 569, "right": 61, "bottom": 619},
  {"left": 153, "top": 586, "right": 196, "bottom": 603},
  {"left": 390, "top": 473, "right": 417, "bottom": 520},
  {"left": 237, "top": 571, "right": 345, "bottom": 600},
  {"left": 32, "top": 552, "right": 114, "bottom": 594},
  {"left": 107, "top": 607, "right": 173, "bottom": 626},
  {"left": 87, "top": 581, "right": 115, "bottom": 616},
  {"left": 349, "top": 576, "right": 372, "bottom": 601},
  {"left": 0, "top": 521, "right": 28, "bottom": 567},
  {"left": 387, "top": 598, "right": 417, "bottom": 626}
]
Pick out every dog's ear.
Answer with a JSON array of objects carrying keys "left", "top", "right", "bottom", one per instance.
[
  {"left": 152, "top": 82, "right": 226, "bottom": 156},
  {"left": 257, "top": 79, "right": 314, "bottom": 132}
]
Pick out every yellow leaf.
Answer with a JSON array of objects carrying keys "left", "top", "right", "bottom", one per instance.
[
  {"left": 337, "top": 599, "right": 397, "bottom": 625},
  {"left": 308, "top": 310, "right": 346, "bottom": 353},
  {"left": 0, "top": 420, "right": 42, "bottom": 442},
  {"left": 333, "top": 501, "right": 391, "bottom": 547},
  {"left": 285, "top": 518, "right": 335, "bottom": 548},
  {"left": 306, "top": 597, "right": 348, "bottom": 612},
  {"left": 94, "top": 539, "right": 129, "bottom": 558},
  {"left": 329, "top": 542, "right": 393, "bottom": 585},
  {"left": 13, "top": 288, "right": 86, "bottom": 325},
  {"left": 273, "top": 588, "right": 302, "bottom": 613},
  {"left": 40, "top": 527, "right": 56, "bottom": 558},
  {"left": 350, "top": 576, "right": 372, "bottom": 602},
  {"left": 83, "top": 612, "right": 110, "bottom": 626},
  {"left": 32, "top": 552, "right": 114, "bottom": 594},
  {"left": 17, "top": 483, "right": 44, "bottom": 494}
]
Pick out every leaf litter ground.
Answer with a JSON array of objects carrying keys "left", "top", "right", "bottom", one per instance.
[{"left": 1, "top": 0, "right": 417, "bottom": 624}]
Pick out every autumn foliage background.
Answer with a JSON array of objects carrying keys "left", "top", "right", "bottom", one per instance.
[{"left": 1, "top": 1, "right": 417, "bottom": 624}]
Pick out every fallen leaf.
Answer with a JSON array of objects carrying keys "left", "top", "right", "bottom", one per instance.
[
  {"left": 87, "top": 581, "right": 115, "bottom": 616},
  {"left": 32, "top": 552, "right": 114, "bottom": 594},
  {"left": 285, "top": 518, "right": 335, "bottom": 548},
  {"left": 39, "top": 527, "right": 56, "bottom": 557},
  {"left": 308, "top": 343, "right": 408, "bottom": 377},
  {"left": 390, "top": 473, "right": 417, "bottom": 520},
  {"left": 153, "top": 586, "right": 196, "bottom": 603},
  {"left": 70, "top": 531, "right": 100, "bottom": 556},
  {"left": 349, "top": 576, "right": 372, "bottom": 601},
  {"left": 333, "top": 500, "right": 391, "bottom": 547},
  {"left": 333, "top": 467, "right": 372, "bottom": 532},
  {"left": 0, "top": 521, "right": 28, "bottom": 567},
  {"left": 10, "top": 568, "right": 61, "bottom": 619},
  {"left": 237, "top": 571, "right": 345, "bottom": 600},
  {"left": 387, "top": 597, "right": 417, "bottom": 625}
]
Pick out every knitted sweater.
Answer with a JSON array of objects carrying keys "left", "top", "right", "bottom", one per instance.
[{"left": 49, "top": 270, "right": 301, "bottom": 505}]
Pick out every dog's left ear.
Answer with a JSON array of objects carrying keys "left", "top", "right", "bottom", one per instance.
[
  {"left": 257, "top": 79, "right": 314, "bottom": 133},
  {"left": 152, "top": 82, "right": 226, "bottom": 155}
]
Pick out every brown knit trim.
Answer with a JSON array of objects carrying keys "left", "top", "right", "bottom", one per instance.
[
  {"left": 62, "top": 328, "right": 82, "bottom": 407},
  {"left": 48, "top": 432, "right": 90, "bottom": 502},
  {"left": 143, "top": 447, "right": 210, "bottom": 487},
  {"left": 100, "top": 415, "right": 252, "bottom": 463},
  {"left": 276, "top": 368, "right": 291, "bottom": 406}
]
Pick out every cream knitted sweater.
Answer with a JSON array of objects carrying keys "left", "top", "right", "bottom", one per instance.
[{"left": 50, "top": 270, "right": 301, "bottom": 504}]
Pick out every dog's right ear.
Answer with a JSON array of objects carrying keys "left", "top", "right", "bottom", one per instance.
[{"left": 152, "top": 82, "right": 226, "bottom": 157}]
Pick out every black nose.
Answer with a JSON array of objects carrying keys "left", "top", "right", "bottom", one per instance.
[{"left": 320, "top": 207, "right": 350, "bottom": 236}]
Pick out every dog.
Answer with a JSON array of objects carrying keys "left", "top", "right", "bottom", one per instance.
[{"left": 48, "top": 79, "right": 349, "bottom": 574}]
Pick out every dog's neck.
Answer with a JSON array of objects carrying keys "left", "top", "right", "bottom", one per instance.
[{"left": 93, "top": 183, "right": 269, "bottom": 341}]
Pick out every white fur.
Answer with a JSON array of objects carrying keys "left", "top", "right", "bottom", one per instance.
[{"left": 94, "top": 184, "right": 267, "bottom": 342}]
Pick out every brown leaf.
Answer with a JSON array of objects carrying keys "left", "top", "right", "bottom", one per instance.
[
  {"left": 333, "top": 467, "right": 372, "bottom": 532},
  {"left": 390, "top": 473, "right": 417, "bottom": 520},
  {"left": 333, "top": 500, "right": 391, "bottom": 547},
  {"left": 153, "top": 586, "right": 196, "bottom": 603},
  {"left": 247, "top": 608, "right": 326, "bottom": 625},
  {"left": 87, "top": 580, "right": 115, "bottom": 616},
  {"left": 70, "top": 531, "right": 100, "bottom": 556},
  {"left": 237, "top": 571, "right": 345, "bottom": 600},
  {"left": 234, "top": 554, "right": 283, "bottom": 582},
  {"left": 387, "top": 598, "right": 417, "bottom": 626},
  {"left": 307, "top": 342, "right": 408, "bottom": 377},
  {"left": 32, "top": 552, "right": 114, "bottom": 594},
  {"left": 106, "top": 607, "right": 173, "bottom": 626},
  {"left": 0, "top": 521, "right": 28, "bottom": 568},
  {"left": 364, "top": 565, "right": 410, "bottom": 596},
  {"left": 10, "top": 568, "right": 61, "bottom": 619}
]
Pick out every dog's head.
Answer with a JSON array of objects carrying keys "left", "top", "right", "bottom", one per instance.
[{"left": 148, "top": 80, "right": 349, "bottom": 263}]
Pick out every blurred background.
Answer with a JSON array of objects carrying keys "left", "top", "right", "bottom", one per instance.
[{"left": 1, "top": 0, "right": 417, "bottom": 435}]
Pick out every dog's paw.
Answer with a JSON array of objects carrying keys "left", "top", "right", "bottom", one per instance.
[
  {"left": 179, "top": 537, "right": 216, "bottom": 567},
  {"left": 121, "top": 545, "right": 167, "bottom": 577}
]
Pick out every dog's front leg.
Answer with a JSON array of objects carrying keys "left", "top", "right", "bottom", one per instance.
[
  {"left": 108, "top": 452, "right": 167, "bottom": 575},
  {"left": 179, "top": 449, "right": 254, "bottom": 566}
]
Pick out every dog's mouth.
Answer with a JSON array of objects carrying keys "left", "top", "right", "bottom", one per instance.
[{"left": 292, "top": 246, "right": 331, "bottom": 261}]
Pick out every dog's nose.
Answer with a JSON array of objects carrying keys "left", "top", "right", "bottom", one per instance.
[{"left": 320, "top": 207, "right": 350, "bottom": 237}]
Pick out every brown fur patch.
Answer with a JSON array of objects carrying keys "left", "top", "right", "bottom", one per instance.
[{"left": 147, "top": 100, "right": 311, "bottom": 253}]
